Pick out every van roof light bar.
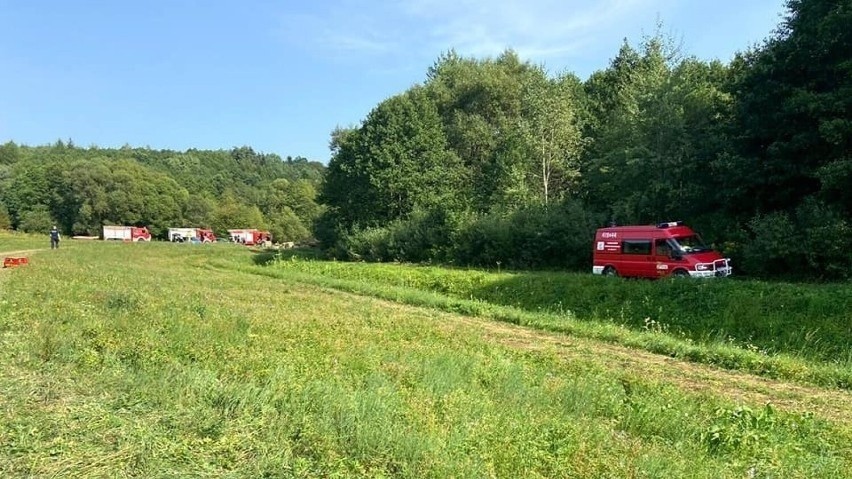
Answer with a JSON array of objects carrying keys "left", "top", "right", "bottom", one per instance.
[{"left": 656, "top": 221, "right": 683, "bottom": 228}]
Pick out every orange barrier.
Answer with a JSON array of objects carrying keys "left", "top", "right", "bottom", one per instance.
[{"left": 2, "top": 257, "right": 29, "bottom": 268}]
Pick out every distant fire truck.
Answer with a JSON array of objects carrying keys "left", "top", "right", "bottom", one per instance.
[
  {"left": 102, "top": 225, "right": 152, "bottom": 242},
  {"left": 168, "top": 227, "right": 216, "bottom": 243},
  {"left": 227, "top": 229, "right": 271, "bottom": 246}
]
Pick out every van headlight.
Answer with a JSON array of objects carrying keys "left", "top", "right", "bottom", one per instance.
[{"left": 696, "top": 264, "right": 709, "bottom": 271}]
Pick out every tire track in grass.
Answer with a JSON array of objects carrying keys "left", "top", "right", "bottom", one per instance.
[
  {"left": 239, "top": 265, "right": 852, "bottom": 427},
  {"left": 0, "top": 248, "right": 46, "bottom": 256},
  {"left": 445, "top": 313, "right": 852, "bottom": 426},
  {"left": 207, "top": 259, "right": 852, "bottom": 426}
]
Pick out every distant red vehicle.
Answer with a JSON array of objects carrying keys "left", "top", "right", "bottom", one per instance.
[
  {"left": 593, "top": 222, "right": 732, "bottom": 278},
  {"left": 3, "top": 257, "right": 28, "bottom": 268},
  {"left": 168, "top": 227, "right": 216, "bottom": 243},
  {"left": 227, "top": 229, "right": 271, "bottom": 246},
  {"left": 197, "top": 228, "right": 216, "bottom": 243},
  {"left": 102, "top": 225, "right": 152, "bottom": 242}
]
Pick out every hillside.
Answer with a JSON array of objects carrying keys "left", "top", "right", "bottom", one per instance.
[{"left": 0, "top": 143, "right": 325, "bottom": 242}]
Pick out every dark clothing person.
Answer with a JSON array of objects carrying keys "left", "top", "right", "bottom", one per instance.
[{"left": 50, "top": 227, "right": 60, "bottom": 249}]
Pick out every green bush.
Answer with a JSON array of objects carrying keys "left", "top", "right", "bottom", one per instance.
[
  {"left": 450, "top": 211, "right": 514, "bottom": 267},
  {"left": 338, "top": 199, "right": 598, "bottom": 270},
  {"left": 741, "top": 212, "right": 802, "bottom": 277},
  {"left": 383, "top": 208, "right": 458, "bottom": 263},
  {"left": 345, "top": 226, "right": 393, "bottom": 262},
  {"left": 796, "top": 199, "right": 852, "bottom": 280},
  {"left": 741, "top": 200, "right": 852, "bottom": 280},
  {"left": 0, "top": 202, "right": 11, "bottom": 230},
  {"left": 323, "top": 197, "right": 848, "bottom": 281},
  {"left": 18, "top": 205, "right": 56, "bottom": 234}
]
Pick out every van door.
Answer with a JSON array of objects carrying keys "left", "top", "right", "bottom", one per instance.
[
  {"left": 654, "top": 239, "right": 674, "bottom": 277},
  {"left": 621, "top": 239, "right": 654, "bottom": 277},
  {"left": 655, "top": 238, "right": 690, "bottom": 276}
]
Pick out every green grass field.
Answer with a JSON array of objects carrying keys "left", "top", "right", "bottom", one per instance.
[
  {"left": 242, "top": 255, "right": 852, "bottom": 390},
  {"left": 0, "top": 231, "right": 46, "bottom": 253},
  {"left": 2, "top": 240, "right": 851, "bottom": 477}
]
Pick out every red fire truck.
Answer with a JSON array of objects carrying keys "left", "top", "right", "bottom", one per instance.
[
  {"left": 168, "top": 228, "right": 216, "bottom": 243},
  {"left": 197, "top": 228, "right": 216, "bottom": 243},
  {"left": 103, "top": 225, "right": 152, "bottom": 242},
  {"left": 227, "top": 229, "right": 271, "bottom": 246},
  {"left": 593, "top": 222, "right": 731, "bottom": 278}
]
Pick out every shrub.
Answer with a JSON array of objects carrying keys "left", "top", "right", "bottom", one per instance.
[
  {"left": 0, "top": 202, "right": 11, "bottom": 230},
  {"left": 451, "top": 200, "right": 596, "bottom": 270},
  {"left": 451, "top": 211, "right": 514, "bottom": 267},
  {"left": 346, "top": 226, "right": 393, "bottom": 262},
  {"left": 383, "top": 208, "right": 459, "bottom": 263},
  {"left": 795, "top": 199, "right": 852, "bottom": 280},
  {"left": 18, "top": 205, "right": 56, "bottom": 234},
  {"left": 741, "top": 200, "right": 852, "bottom": 280},
  {"left": 741, "top": 212, "right": 804, "bottom": 278}
]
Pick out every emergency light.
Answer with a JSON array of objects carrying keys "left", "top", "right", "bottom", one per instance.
[
  {"left": 657, "top": 221, "right": 683, "bottom": 228},
  {"left": 656, "top": 221, "right": 684, "bottom": 228}
]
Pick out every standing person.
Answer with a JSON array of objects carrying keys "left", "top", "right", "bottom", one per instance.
[{"left": 50, "top": 226, "right": 60, "bottom": 249}]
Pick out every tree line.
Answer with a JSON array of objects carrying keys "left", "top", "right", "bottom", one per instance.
[
  {"left": 317, "top": 0, "right": 851, "bottom": 280},
  {"left": 0, "top": 142, "right": 325, "bottom": 243},
  {"left": 1, "top": 0, "right": 848, "bottom": 280}
]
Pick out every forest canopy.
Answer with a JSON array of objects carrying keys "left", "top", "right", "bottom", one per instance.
[
  {"left": 0, "top": 142, "right": 325, "bottom": 243},
  {"left": 316, "top": 0, "right": 851, "bottom": 280}
]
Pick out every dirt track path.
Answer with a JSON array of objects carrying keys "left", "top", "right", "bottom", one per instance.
[
  {"left": 210, "top": 262, "right": 852, "bottom": 427},
  {"left": 461, "top": 315, "right": 852, "bottom": 425},
  {"left": 0, "top": 248, "right": 46, "bottom": 257},
  {"left": 319, "top": 287, "right": 852, "bottom": 427}
]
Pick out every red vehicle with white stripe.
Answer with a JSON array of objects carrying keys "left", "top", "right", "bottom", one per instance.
[
  {"left": 593, "top": 222, "right": 731, "bottom": 278},
  {"left": 168, "top": 228, "right": 216, "bottom": 243},
  {"left": 103, "top": 225, "right": 152, "bottom": 242},
  {"left": 227, "top": 229, "right": 271, "bottom": 246}
]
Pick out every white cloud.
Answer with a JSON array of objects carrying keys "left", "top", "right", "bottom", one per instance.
[
  {"left": 275, "top": 0, "right": 666, "bottom": 66},
  {"left": 419, "top": 0, "right": 669, "bottom": 59}
]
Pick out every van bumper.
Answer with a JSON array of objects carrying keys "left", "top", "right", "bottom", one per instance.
[
  {"left": 688, "top": 259, "right": 732, "bottom": 278},
  {"left": 592, "top": 266, "right": 604, "bottom": 275}
]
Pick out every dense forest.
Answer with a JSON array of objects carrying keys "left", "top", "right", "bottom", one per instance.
[
  {"left": 318, "top": 0, "right": 851, "bottom": 280},
  {"left": 0, "top": 143, "right": 325, "bottom": 243},
  {"left": 1, "top": 0, "right": 849, "bottom": 280}
]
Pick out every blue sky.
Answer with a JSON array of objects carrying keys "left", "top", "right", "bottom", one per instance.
[{"left": 0, "top": 0, "right": 786, "bottom": 163}]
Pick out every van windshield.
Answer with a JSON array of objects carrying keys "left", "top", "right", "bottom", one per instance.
[{"left": 673, "top": 235, "right": 710, "bottom": 254}]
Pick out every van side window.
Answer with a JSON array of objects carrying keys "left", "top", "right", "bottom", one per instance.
[
  {"left": 655, "top": 239, "right": 671, "bottom": 257},
  {"left": 622, "top": 240, "right": 651, "bottom": 255}
]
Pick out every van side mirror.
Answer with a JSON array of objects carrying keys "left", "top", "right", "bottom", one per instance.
[{"left": 671, "top": 250, "right": 683, "bottom": 260}]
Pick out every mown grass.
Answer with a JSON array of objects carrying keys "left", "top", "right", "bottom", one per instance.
[
  {"left": 242, "top": 256, "right": 852, "bottom": 390},
  {"left": 2, "top": 242, "right": 851, "bottom": 477},
  {"left": 0, "top": 231, "right": 44, "bottom": 252}
]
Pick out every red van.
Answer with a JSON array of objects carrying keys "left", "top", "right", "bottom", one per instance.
[{"left": 593, "top": 222, "right": 731, "bottom": 278}]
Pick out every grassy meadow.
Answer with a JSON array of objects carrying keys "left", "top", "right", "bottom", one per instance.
[
  {"left": 0, "top": 231, "right": 47, "bottom": 253},
  {"left": 234, "top": 256, "right": 852, "bottom": 390},
  {"left": 1, "top": 240, "right": 851, "bottom": 477}
]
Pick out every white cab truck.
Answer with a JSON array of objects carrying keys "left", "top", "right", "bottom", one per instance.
[{"left": 103, "top": 225, "right": 152, "bottom": 241}]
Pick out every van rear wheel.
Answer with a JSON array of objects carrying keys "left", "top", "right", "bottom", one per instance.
[{"left": 603, "top": 266, "right": 618, "bottom": 277}]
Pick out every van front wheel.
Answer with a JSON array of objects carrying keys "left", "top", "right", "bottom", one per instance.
[
  {"left": 672, "top": 269, "right": 690, "bottom": 278},
  {"left": 603, "top": 266, "right": 618, "bottom": 277}
]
